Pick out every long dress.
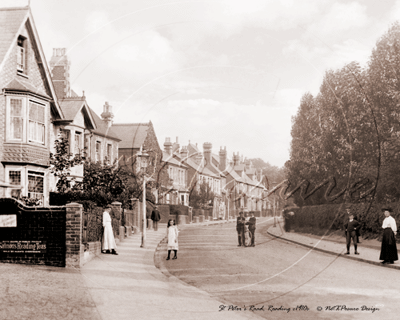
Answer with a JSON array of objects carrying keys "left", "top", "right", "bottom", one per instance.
[
  {"left": 379, "top": 216, "right": 398, "bottom": 262},
  {"left": 167, "top": 226, "right": 179, "bottom": 250},
  {"left": 102, "top": 211, "right": 116, "bottom": 251}
]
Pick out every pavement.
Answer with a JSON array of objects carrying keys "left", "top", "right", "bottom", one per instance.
[
  {"left": 1, "top": 217, "right": 398, "bottom": 320},
  {"left": 79, "top": 219, "right": 262, "bottom": 320},
  {"left": 267, "top": 218, "right": 400, "bottom": 270}
]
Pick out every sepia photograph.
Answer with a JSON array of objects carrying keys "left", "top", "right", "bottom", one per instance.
[{"left": 0, "top": 0, "right": 399, "bottom": 319}]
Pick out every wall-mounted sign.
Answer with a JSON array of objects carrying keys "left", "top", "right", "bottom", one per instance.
[
  {"left": 0, "top": 215, "right": 17, "bottom": 227},
  {"left": 0, "top": 241, "right": 46, "bottom": 253}
]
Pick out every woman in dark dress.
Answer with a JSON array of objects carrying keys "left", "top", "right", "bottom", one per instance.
[{"left": 379, "top": 208, "right": 398, "bottom": 264}]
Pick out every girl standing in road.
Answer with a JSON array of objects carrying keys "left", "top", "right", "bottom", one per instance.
[{"left": 166, "top": 219, "right": 179, "bottom": 260}]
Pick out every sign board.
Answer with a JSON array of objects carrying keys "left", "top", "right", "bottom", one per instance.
[
  {"left": 0, "top": 241, "right": 46, "bottom": 253},
  {"left": 0, "top": 215, "right": 17, "bottom": 227}
]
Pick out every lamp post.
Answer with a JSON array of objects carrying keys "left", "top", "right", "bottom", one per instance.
[
  {"left": 137, "top": 150, "right": 149, "bottom": 248},
  {"left": 272, "top": 181, "right": 277, "bottom": 227}
]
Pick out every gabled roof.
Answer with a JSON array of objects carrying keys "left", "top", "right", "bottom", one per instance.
[
  {"left": 58, "top": 98, "right": 96, "bottom": 130},
  {"left": 112, "top": 123, "right": 149, "bottom": 149},
  {"left": 187, "top": 143, "right": 201, "bottom": 156},
  {"left": 0, "top": 6, "right": 63, "bottom": 120},
  {"left": 162, "top": 151, "right": 187, "bottom": 168},
  {"left": 212, "top": 153, "right": 220, "bottom": 166},
  {"left": 0, "top": 6, "right": 28, "bottom": 71},
  {"left": 224, "top": 165, "right": 243, "bottom": 183},
  {"left": 88, "top": 107, "right": 121, "bottom": 141}
]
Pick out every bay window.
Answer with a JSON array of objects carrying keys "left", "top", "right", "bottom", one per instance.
[
  {"left": 6, "top": 95, "right": 47, "bottom": 145},
  {"left": 28, "top": 170, "right": 44, "bottom": 201},
  {"left": 10, "top": 98, "right": 23, "bottom": 140},
  {"left": 28, "top": 101, "right": 45, "bottom": 144}
]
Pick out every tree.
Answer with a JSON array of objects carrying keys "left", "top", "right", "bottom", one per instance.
[
  {"left": 189, "top": 180, "right": 215, "bottom": 209},
  {"left": 49, "top": 136, "right": 84, "bottom": 193}
]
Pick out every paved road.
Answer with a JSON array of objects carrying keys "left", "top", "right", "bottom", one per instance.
[{"left": 157, "top": 219, "right": 400, "bottom": 320}]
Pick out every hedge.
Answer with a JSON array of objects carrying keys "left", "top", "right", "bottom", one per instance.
[
  {"left": 283, "top": 202, "right": 400, "bottom": 240},
  {"left": 169, "top": 204, "right": 189, "bottom": 216}
]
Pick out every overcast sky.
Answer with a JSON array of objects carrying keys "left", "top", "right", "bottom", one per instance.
[{"left": 4, "top": 0, "right": 400, "bottom": 167}]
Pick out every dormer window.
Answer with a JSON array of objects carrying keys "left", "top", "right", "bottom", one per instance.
[{"left": 17, "top": 36, "right": 27, "bottom": 74}]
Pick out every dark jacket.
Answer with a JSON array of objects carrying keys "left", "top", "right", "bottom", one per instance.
[
  {"left": 344, "top": 219, "right": 361, "bottom": 242},
  {"left": 151, "top": 209, "right": 161, "bottom": 221},
  {"left": 246, "top": 217, "right": 256, "bottom": 231},
  {"left": 236, "top": 216, "right": 245, "bottom": 231}
]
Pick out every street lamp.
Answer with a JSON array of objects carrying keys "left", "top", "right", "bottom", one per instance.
[
  {"left": 272, "top": 181, "right": 277, "bottom": 227},
  {"left": 137, "top": 150, "right": 149, "bottom": 248}
]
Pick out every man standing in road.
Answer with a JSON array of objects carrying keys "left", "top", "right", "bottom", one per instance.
[
  {"left": 151, "top": 205, "right": 161, "bottom": 231},
  {"left": 236, "top": 211, "right": 246, "bottom": 246},
  {"left": 344, "top": 213, "right": 360, "bottom": 255},
  {"left": 246, "top": 212, "right": 256, "bottom": 247}
]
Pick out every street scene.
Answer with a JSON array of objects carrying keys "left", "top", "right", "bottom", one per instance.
[{"left": 1, "top": 0, "right": 400, "bottom": 319}]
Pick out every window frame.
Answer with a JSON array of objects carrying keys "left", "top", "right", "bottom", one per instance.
[
  {"left": 17, "top": 35, "right": 28, "bottom": 75},
  {"left": 28, "top": 100, "right": 46, "bottom": 145},
  {"left": 6, "top": 95, "right": 47, "bottom": 146}
]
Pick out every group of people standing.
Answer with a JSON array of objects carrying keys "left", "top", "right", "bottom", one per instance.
[
  {"left": 344, "top": 207, "right": 398, "bottom": 264},
  {"left": 236, "top": 211, "right": 256, "bottom": 247}
]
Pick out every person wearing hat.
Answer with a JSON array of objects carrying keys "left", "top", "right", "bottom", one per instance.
[
  {"left": 245, "top": 212, "right": 256, "bottom": 247},
  {"left": 344, "top": 213, "right": 360, "bottom": 255},
  {"left": 236, "top": 211, "right": 246, "bottom": 246},
  {"left": 379, "top": 208, "right": 398, "bottom": 264},
  {"left": 151, "top": 205, "right": 161, "bottom": 231},
  {"left": 102, "top": 205, "right": 118, "bottom": 255}
]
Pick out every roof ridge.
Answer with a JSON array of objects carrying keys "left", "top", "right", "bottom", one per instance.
[
  {"left": 112, "top": 122, "right": 149, "bottom": 126},
  {"left": 0, "top": 6, "right": 29, "bottom": 11}
]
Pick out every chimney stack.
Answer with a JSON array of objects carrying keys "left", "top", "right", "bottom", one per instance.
[
  {"left": 180, "top": 146, "right": 188, "bottom": 160},
  {"left": 49, "top": 48, "right": 71, "bottom": 99},
  {"left": 101, "top": 101, "right": 114, "bottom": 128},
  {"left": 233, "top": 152, "right": 240, "bottom": 166},
  {"left": 203, "top": 142, "right": 212, "bottom": 166},
  {"left": 172, "top": 137, "right": 180, "bottom": 153},
  {"left": 219, "top": 146, "right": 227, "bottom": 171},
  {"left": 164, "top": 137, "right": 172, "bottom": 155}
]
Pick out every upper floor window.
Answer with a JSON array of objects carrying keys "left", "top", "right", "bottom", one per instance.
[
  {"left": 10, "top": 98, "right": 23, "bottom": 140},
  {"left": 28, "top": 101, "right": 45, "bottom": 144},
  {"left": 7, "top": 96, "right": 47, "bottom": 145},
  {"left": 17, "top": 36, "right": 27, "bottom": 74}
]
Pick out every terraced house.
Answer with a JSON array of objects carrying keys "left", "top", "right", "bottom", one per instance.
[
  {"left": 0, "top": 6, "right": 64, "bottom": 205},
  {"left": 0, "top": 6, "right": 120, "bottom": 205}
]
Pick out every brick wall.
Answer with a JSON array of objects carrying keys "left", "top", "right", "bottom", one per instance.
[{"left": 0, "top": 198, "right": 66, "bottom": 267}]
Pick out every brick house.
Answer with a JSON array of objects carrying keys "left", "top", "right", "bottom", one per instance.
[
  {"left": 48, "top": 48, "right": 121, "bottom": 187},
  {"left": 168, "top": 139, "right": 223, "bottom": 209},
  {"left": 223, "top": 152, "right": 266, "bottom": 213},
  {"left": 112, "top": 122, "right": 169, "bottom": 202},
  {"left": 162, "top": 137, "right": 189, "bottom": 205},
  {"left": 0, "top": 6, "right": 64, "bottom": 205}
]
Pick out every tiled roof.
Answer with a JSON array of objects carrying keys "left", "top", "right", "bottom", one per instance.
[
  {"left": 0, "top": 7, "right": 29, "bottom": 70},
  {"left": 89, "top": 107, "right": 121, "bottom": 141},
  {"left": 212, "top": 153, "right": 220, "bottom": 166},
  {"left": 4, "top": 78, "right": 50, "bottom": 99},
  {"left": 162, "top": 151, "right": 187, "bottom": 168},
  {"left": 223, "top": 165, "right": 243, "bottom": 182},
  {"left": 59, "top": 98, "right": 85, "bottom": 121},
  {"left": 187, "top": 143, "right": 200, "bottom": 156},
  {"left": 111, "top": 123, "right": 149, "bottom": 148}
]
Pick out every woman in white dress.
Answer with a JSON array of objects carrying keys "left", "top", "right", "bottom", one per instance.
[
  {"left": 166, "top": 219, "right": 179, "bottom": 260},
  {"left": 102, "top": 206, "right": 118, "bottom": 255}
]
